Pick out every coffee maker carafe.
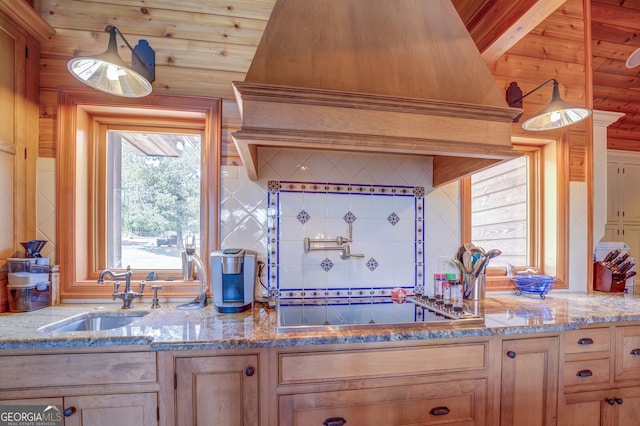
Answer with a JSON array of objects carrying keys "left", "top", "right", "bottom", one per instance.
[{"left": 211, "top": 249, "right": 257, "bottom": 313}]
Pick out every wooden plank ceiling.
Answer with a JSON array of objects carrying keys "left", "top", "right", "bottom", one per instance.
[
  {"left": 33, "top": 0, "right": 640, "bottom": 158},
  {"left": 591, "top": 0, "right": 640, "bottom": 150}
]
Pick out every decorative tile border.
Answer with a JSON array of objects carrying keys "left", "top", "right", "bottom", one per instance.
[{"left": 267, "top": 181, "right": 425, "bottom": 301}]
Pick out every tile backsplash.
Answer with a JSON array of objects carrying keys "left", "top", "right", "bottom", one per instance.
[
  {"left": 267, "top": 181, "right": 425, "bottom": 299},
  {"left": 222, "top": 148, "right": 461, "bottom": 298}
]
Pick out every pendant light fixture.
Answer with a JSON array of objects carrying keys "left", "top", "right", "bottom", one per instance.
[
  {"left": 506, "top": 79, "right": 592, "bottom": 131},
  {"left": 67, "top": 26, "right": 155, "bottom": 98}
]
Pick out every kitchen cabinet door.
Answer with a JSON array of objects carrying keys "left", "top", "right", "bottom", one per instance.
[
  {"left": 612, "top": 386, "right": 640, "bottom": 426},
  {"left": 500, "top": 336, "right": 559, "bottom": 426},
  {"left": 0, "top": 3, "right": 51, "bottom": 260},
  {"left": 0, "top": 14, "right": 23, "bottom": 260},
  {"left": 607, "top": 154, "right": 640, "bottom": 258},
  {"left": 563, "top": 386, "right": 640, "bottom": 426},
  {"left": 174, "top": 355, "right": 259, "bottom": 426},
  {"left": 620, "top": 163, "right": 640, "bottom": 224},
  {"left": 63, "top": 393, "right": 157, "bottom": 426}
]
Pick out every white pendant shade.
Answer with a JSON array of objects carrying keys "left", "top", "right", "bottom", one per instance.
[
  {"left": 520, "top": 81, "right": 592, "bottom": 131},
  {"left": 67, "top": 27, "right": 153, "bottom": 98}
]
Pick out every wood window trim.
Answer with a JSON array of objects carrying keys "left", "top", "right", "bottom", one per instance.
[
  {"left": 57, "top": 89, "right": 221, "bottom": 299},
  {"left": 461, "top": 137, "right": 569, "bottom": 291},
  {"left": 93, "top": 123, "right": 204, "bottom": 277}
]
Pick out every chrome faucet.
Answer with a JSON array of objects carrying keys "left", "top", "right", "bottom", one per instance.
[{"left": 98, "top": 266, "right": 145, "bottom": 309}]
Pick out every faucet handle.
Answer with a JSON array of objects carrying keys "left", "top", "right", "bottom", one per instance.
[
  {"left": 113, "top": 281, "right": 120, "bottom": 294},
  {"left": 139, "top": 280, "right": 146, "bottom": 294},
  {"left": 151, "top": 284, "right": 162, "bottom": 309}
]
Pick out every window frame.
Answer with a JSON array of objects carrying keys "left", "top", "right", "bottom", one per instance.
[
  {"left": 57, "top": 89, "right": 221, "bottom": 299},
  {"left": 461, "top": 137, "right": 569, "bottom": 290},
  {"left": 97, "top": 124, "right": 204, "bottom": 274}
]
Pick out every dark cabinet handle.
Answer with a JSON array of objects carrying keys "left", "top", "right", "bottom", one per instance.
[
  {"left": 607, "top": 398, "right": 616, "bottom": 406},
  {"left": 616, "top": 398, "right": 623, "bottom": 405},
  {"left": 507, "top": 351, "right": 516, "bottom": 359},
  {"left": 63, "top": 407, "right": 76, "bottom": 417},
  {"left": 630, "top": 348, "right": 640, "bottom": 355},
  {"left": 245, "top": 366, "right": 255, "bottom": 377},
  {"left": 578, "top": 338, "right": 594, "bottom": 345},
  {"left": 429, "top": 406, "right": 450, "bottom": 416},
  {"left": 576, "top": 369, "right": 593, "bottom": 377},
  {"left": 323, "top": 417, "right": 347, "bottom": 426}
]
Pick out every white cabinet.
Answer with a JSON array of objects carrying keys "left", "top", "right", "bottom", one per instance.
[{"left": 606, "top": 153, "right": 640, "bottom": 258}]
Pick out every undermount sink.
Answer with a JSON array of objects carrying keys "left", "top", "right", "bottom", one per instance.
[{"left": 39, "top": 311, "right": 148, "bottom": 333}]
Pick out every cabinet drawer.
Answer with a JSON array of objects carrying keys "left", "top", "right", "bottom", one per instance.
[
  {"left": 0, "top": 352, "right": 156, "bottom": 390},
  {"left": 563, "top": 358, "right": 610, "bottom": 387},
  {"left": 279, "top": 378, "right": 486, "bottom": 426},
  {"left": 279, "top": 343, "right": 486, "bottom": 384},
  {"left": 564, "top": 328, "right": 611, "bottom": 354}
]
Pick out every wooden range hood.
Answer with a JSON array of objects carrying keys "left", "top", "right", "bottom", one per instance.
[{"left": 232, "top": 0, "right": 521, "bottom": 186}]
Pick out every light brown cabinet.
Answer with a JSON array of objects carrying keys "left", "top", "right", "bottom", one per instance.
[
  {"left": 158, "top": 351, "right": 260, "bottom": 426},
  {"left": 499, "top": 336, "right": 560, "bottom": 426},
  {"left": 0, "top": 349, "right": 158, "bottom": 426},
  {"left": 276, "top": 342, "right": 489, "bottom": 426},
  {"left": 560, "top": 325, "right": 640, "bottom": 426},
  {"left": 564, "top": 386, "right": 640, "bottom": 426},
  {"left": 279, "top": 378, "right": 487, "bottom": 425},
  {"left": 63, "top": 393, "right": 157, "bottom": 426},
  {"left": 0, "top": 2, "right": 53, "bottom": 260}
]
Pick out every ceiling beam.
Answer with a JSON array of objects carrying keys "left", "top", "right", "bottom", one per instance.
[{"left": 454, "top": 0, "right": 568, "bottom": 62}]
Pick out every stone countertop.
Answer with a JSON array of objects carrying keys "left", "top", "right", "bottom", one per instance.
[{"left": 1, "top": 292, "right": 640, "bottom": 351}]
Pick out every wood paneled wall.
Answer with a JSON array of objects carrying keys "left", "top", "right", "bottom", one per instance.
[
  {"left": 34, "top": 0, "right": 589, "bottom": 180},
  {"left": 490, "top": 0, "right": 590, "bottom": 182}
]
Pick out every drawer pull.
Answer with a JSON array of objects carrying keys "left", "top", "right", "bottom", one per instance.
[
  {"left": 323, "top": 417, "right": 347, "bottom": 426},
  {"left": 630, "top": 348, "right": 640, "bottom": 356},
  {"left": 576, "top": 369, "right": 593, "bottom": 378},
  {"left": 577, "top": 338, "right": 594, "bottom": 345},
  {"left": 63, "top": 407, "right": 76, "bottom": 417},
  {"left": 506, "top": 351, "right": 517, "bottom": 359},
  {"left": 429, "top": 406, "right": 450, "bottom": 416},
  {"left": 245, "top": 366, "right": 255, "bottom": 377},
  {"left": 607, "top": 398, "right": 615, "bottom": 406},
  {"left": 616, "top": 398, "right": 623, "bottom": 405}
]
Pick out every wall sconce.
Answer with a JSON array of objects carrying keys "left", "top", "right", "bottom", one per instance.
[
  {"left": 67, "top": 26, "right": 155, "bottom": 98},
  {"left": 507, "top": 79, "right": 592, "bottom": 131}
]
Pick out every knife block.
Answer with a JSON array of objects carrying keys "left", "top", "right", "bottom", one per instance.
[{"left": 593, "top": 262, "right": 626, "bottom": 293}]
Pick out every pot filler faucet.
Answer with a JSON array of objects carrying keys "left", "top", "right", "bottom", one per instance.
[
  {"left": 97, "top": 265, "right": 145, "bottom": 309},
  {"left": 176, "top": 251, "right": 209, "bottom": 310}
]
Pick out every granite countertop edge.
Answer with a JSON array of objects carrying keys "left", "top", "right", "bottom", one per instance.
[{"left": 1, "top": 292, "right": 639, "bottom": 351}]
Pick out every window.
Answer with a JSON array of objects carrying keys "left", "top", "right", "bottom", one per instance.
[
  {"left": 461, "top": 138, "right": 568, "bottom": 290},
  {"left": 57, "top": 90, "right": 221, "bottom": 299},
  {"left": 471, "top": 154, "right": 535, "bottom": 268},
  {"left": 105, "top": 129, "right": 202, "bottom": 270}
]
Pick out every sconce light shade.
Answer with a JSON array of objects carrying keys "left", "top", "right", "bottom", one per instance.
[
  {"left": 507, "top": 79, "right": 592, "bottom": 131},
  {"left": 67, "top": 27, "right": 155, "bottom": 98}
]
